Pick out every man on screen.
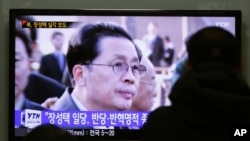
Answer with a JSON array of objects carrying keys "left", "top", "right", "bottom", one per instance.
[
  {"left": 132, "top": 57, "right": 157, "bottom": 111},
  {"left": 42, "top": 39, "right": 156, "bottom": 112},
  {"left": 15, "top": 29, "right": 46, "bottom": 110},
  {"left": 51, "top": 22, "right": 146, "bottom": 112},
  {"left": 39, "top": 31, "right": 67, "bottom": 83},
  {"left": 131, "top": 40, "right": 157, "bottom": 111},
  {"left": 142, "top": 22, "right": 164, "bottom": 67},
  {"left": 16, "top": 16, "right": 66, "bottom": 104}
]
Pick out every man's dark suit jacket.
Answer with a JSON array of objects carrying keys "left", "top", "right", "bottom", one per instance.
[
  {"left": 52, "top": 87, "right": 78, "bottom": 111},
  {"left": 52, "top": 88, "right": 130, "bottom": 130},
  {"left": 24, "top": 72, "right": 66, "bottom": 104},
  {"left": 164, "top": 48, "right": 175, "bottom": 66},
  {"left": 52, "top": 88, "right": 94, "bottom": 129},
  {"left": 39, "top": 53, "right": 66, "bottom": 83},
  {"left": 22, "top": 98, "right": 47, "bottom": 110}
]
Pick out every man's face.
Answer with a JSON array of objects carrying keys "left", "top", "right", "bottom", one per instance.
[
  {"left": 84, "top": 36, "right": 140, "bottom": 110},
  {"left": 52, "top": 34, "right": 64, "bottom": 51},
  {"left": 133, "top": 58, "right": 157, "bottom": 111},
  {"left": 15, "top": 37, "right": 31, "bottom": 98}
]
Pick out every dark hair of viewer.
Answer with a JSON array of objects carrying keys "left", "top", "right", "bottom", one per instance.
[{"left": 186, "top": 26, "right": 240, "bottom": 68}]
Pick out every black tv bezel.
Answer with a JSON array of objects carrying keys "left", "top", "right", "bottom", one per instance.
[{"left": 9, "top": 9, "right": 242, "bottom": 141}]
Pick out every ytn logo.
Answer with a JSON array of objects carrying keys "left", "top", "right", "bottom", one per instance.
[
  {"left": 215, "top": 22, "right": 229, "bottom": 28},
  {"left": 28, "top": 113, "right": 41, "bottom": 119},
  {"left": 21, "top": 109, "right": 42, "bottom": 128}
]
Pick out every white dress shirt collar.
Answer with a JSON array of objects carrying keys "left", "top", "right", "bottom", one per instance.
[
  {"left": 71, "top": 93, "right": 88, "bottom": 111},
  {"left": 70, "top": 92, "right": 114, "bottom": 129}
]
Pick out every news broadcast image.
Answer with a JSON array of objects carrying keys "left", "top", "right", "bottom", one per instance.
[{"left": 13, "top": 14, "right": 236, "bottom": 139}]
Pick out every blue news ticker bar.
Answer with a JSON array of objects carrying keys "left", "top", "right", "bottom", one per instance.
[{"left": 15, "top": 110, "right": 149, "bottom": 128}]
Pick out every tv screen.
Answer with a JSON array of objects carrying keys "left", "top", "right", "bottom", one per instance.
[{"left": 10, "top": 9, "right": 241, "bottom": 140}]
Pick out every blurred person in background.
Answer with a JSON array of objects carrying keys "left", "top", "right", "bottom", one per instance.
[
  {"left": 132, "top": 39, "right": 157, "bottom": 111},
  {"left": 16, "top": 16, "right": 43, "bottom": 65},
  {"left": 142, "top": 26, "right": 250, "bottom": 141},
  {"left": 142, "top": 22, "right": 164, "bottom": 67},
  {"left": 131, "top": 56, "right": 157, "bottom": 111},
  {"left": 15, "top": 29, "right": 46, "bottom": 110},
  {"left": 16, "top": 16, "right": 66, "bottom": 104},
  {"left": 163, "top": 35, "right": 175, "bottom": 67},
  {"left": 39, "top": 31, "right": 66, "bottom": 83},
  {"left": 170, "top": 53, "right": 188, "bottom": 86}
]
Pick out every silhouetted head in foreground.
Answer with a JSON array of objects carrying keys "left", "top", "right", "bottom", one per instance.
[
  {"left": 24, "top": 124, "right": 77, "bottom": 141},
  {"left": 142, "top": 26, "right": 249, "bottom": 141},
  {"left": 185, "top": 26, "right": 241, "bottom": 71}
]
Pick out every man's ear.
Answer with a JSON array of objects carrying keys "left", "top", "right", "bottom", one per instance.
[
  {"left": 184, "top": 59, "right": 192, "bottom": 71},
  {"left": 72, "top": 65, "right": 86, "bottom": 87}
]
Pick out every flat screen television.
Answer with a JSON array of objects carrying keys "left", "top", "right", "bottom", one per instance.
[{"left": 10, "top": 9, "right": 241, "bottom": 140}]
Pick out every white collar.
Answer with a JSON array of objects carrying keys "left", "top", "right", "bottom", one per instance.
[
  {"left": 71, "top": 93, "right": 88, "bottom": 111},
  {"left": 70, "top": 92, "right": 114, "bottom": 129}
]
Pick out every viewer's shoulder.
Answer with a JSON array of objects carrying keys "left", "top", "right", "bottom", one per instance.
[
  {"left": 145, "top": 106, "right": 173, "bottom": 126},
  {"left": 149, "top": 106, "right": 170, "bottom": 118}
]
